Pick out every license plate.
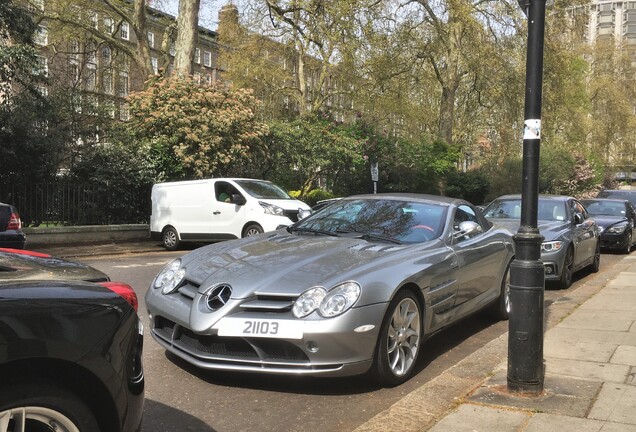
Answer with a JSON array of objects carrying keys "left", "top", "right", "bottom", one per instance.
[{"left": 217, "top": 318, "right": 303, "bottom": 339}]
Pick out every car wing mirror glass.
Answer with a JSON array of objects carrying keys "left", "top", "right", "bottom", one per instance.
[
  {"left": 574, "top": 213, "right": 584, "bottom": 225},
  {"left": 232, "top": 194, "right": 246, "bottom": 205},
  {"left": 298, "top": 209, "right": 312, "bottom": 220},
  {"left": 453, "top": 221, "right": 482, "bottom": 240}
]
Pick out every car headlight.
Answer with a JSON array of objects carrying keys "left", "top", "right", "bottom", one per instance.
[
  {"left": 607, "top": 224, "right": 628, "bottom": 234},
  {"left": 153, "top": 259, "right": 186, "bottom": 295},
  {"left": 292, "top": 282, "right": 361, "bottom": 318},
  {"left": 541, "top": 241, "right": 563, "bottom": 253},
  {"left": 259, "top": 201, "right": 285, "bottom": 216}
]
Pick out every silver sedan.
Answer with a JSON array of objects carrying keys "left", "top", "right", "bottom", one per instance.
[{"left": 146, "top": 194, "right": 515, "bottom": 386}]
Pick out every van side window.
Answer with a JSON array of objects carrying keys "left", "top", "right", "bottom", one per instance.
[{"left": 215, "top": 182, "right": 232, "bottom": 203}]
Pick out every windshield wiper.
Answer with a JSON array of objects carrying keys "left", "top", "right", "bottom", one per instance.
[
  {"left": 288, "top": 227, "right": 339, "bottom": 237},
  {"left": 336, "top": 229, "right": 402, "bottom": 244}
]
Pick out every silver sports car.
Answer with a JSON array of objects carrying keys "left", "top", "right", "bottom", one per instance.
[{"left": 146, "top": 194, "right": 515, "bottom": 386}]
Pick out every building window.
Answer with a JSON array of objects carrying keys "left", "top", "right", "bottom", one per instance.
[
  {"left": 118, "top": 71, "right": 129, "bottom": 97},
  {"left": 147, "top": 31, "right": 155, "bottom": 48},
  {"left": 33, "top": 55, "right": 48, "bottom": 76},
  {"left": 151, "top": 57, "right": 158, "bottom": 74},
  {"left": 69, "top": 60, "right": 80, "bottom": 85},
  {"left": 35, "top": 26, "right": 48, "bottom": 46},
  {"left": 203, "top": 50, "right": 211, "bottom": 67},
  {"left": 120, "top": 103, "right": 130, "bottom": 121},
  {"left": 86, "top": 42, "right": 97, "bottom": 65},
  {"left": 104, "top": 17, "right": 114, "bottom": 34},
  {"left": 37, "top": 85, "right": 48, "bottom": 96},
  {"left": 90, "top": 12, "right": 98, "bottom": 29},
  {"left": 103, "top": 72, "right": 113, "bottom": 95},
  {"left": 206, "top": 74, "right": 212, "bottom": 85},
  {"left": 102, "top": 46, "right": 111, "bottom": 63},
  {"left": 85, "top": 64, "right": 96, "bottom": 91},
  {"left": 193, "top": 72, "right": 201, "bottom": 84},
  {"left": 195, "top": 48, "right": 201, "bottom": 64},
  {"left": 120, "top": 22, "right": 129, "bottom": 40},
  {"left": 169, "top": 43, "right": 176, "bottom": 56}
]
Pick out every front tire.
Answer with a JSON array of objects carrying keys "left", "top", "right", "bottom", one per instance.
[
  {"left": 372, "top": 290, "right": 422, "bottom": 387},
  {"left": 0, "top": 382, "right": 100, "bottom": 432},
  {"left": 557, "top": 247, "right": 574, "bottom": 289},
  {"left": 162, "top": 226, "right": 180, "bottom": 251},
  {"left": 243, "top": 223, "right": 264, "bottom": 237}
]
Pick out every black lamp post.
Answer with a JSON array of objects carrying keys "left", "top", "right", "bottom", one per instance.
[{"left": 507, "top": 0, "right": 547, "bottom": 394}]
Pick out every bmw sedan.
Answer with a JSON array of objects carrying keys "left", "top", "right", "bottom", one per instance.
[
  {"left": 146, "top": 193, "right": 515, "bottom": 386},
  {"left": 0, "top": 280, "right": 144, "bottom": 431},
  {"left": 483, "top": 194, "right": 600, "bottom": 289},
  {"left": 581, "top": 198, "right": 636, "bottom": 254}
]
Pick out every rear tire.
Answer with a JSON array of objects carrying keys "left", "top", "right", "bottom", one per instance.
[
  {"left": 0, "top": 381, "right": 100, "bottom": 432},
  {"left": 624, "top": 232, "right": 632, "bottom": 254},
  {"left": 372, "top": 290, "right": 422, "bottom": 387},
  {"left": 589, "top": 241, "right": 601, "bottom": 272},
  {"left": 491, "top": 261, "right": 511, "bottom": 320},
  {"left": 162, "top": 226, "right": 180, "bottom": 251}
]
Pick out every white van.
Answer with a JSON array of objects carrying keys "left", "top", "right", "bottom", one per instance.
[{"left": 150, "top": 178, "right": 310, "bottom": 250}]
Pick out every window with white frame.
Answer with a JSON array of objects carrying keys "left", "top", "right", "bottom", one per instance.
[
  {"left": 86, "top": 42, "right": 97, "bottom": 65},
  {"left": 90, "top": 12, "right": 98, "bottom": 29},
  {"left": 147, "top": 32, "right": 155, "bottom": 48},
  {"left": 203, "top": 50, "right": 211, "bottom": 67},
  {"left": 104, "top": 17, "right": 114, "bottom": 34},
  {"left": 120, "top": 22, "right": 129, "bottom": 40},
  {"left": 195, "top": 48, "right": 201, "bottom": 64},
  {"left": 37, "top": 85, "right": 48, "bottom": 96},
  {"left": 102, "top": 46, "right": 111, "bottom": 63},
  {"left": 70, "top": 39, "right": 79, "bottom": 54},
  {"left": 35, "top": 26, "right": 48, "bottom": 45},
  {"left": 193, "top": 72, "right": 201, "bottom": 84},
  {"left": 118, "top": 71, "right": 129, "bottom": 97},
  {"left": 151, "top": 57, "right": 158, "bottom": 74},
  {"left": 33, "top": 55, "right": 48, "bottom": 76}
]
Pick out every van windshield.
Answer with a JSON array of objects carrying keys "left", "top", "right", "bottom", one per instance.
[{"left": 235, "top": 180, "right": 292, "bottom": 199}]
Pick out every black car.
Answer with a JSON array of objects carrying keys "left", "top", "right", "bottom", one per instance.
[
  {"left": 582, "top": 198, "right": 636, "bottom": 254},
  {"left": 597, "top": 189, "right": 636, "bottom": 207},
  {"left": 0, "top": 202, "right": 26, "bottom": 249},
  {"left": 0, "top": 280, "right": 144, "bottom": 431},
  {"left": 0, "top": 248, "right": 110, "bottom": 282}
]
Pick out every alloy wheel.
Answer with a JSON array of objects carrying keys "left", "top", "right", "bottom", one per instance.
[
  {"left": 0, "top": 406, "right": 80, "bottom": 432},
  {"left": 386, "top": 297, "right": 421, "bottom": 377}
]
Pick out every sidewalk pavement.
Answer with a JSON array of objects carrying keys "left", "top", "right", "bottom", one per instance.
[
  {"left": 28, "top": 239, "right": 167, "bottom": 258},
  {"left": 357, "top": 253, "right": 636, "bottom": 432}
]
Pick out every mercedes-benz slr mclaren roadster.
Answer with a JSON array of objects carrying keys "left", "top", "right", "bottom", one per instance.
[{"left": 146, "top": 194, "right": 515, "bottom": 386}]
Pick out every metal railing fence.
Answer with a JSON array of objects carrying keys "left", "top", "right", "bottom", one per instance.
[{"left": 0, "top": 181, "right": 152, "bottom": 227}]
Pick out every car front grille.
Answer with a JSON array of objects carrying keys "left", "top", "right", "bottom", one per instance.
[{"left": 152, "top": 315, "right": 310, "bottom": 364}]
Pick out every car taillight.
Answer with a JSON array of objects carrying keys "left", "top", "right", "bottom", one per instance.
[
  {"left": 99, "top": 282, "right": 138, "bottom": 312},
  {"left": 7, "top": 212, "right": 21, "bottom": 230}
]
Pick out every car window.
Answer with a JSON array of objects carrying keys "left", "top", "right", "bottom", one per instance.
[
  {"left": 235, "top": 180, "right": 291, "bottom": 199},
  {"left": 215, "top": 181, "right": 240, "bottom": 203},
  {"left": 598, "top": 191, "right": 636, "bottom": 207},
  {"left": 483, "top": 199, "right": 521, "bottom": 219},
  {"left": 583, "top": 200, "right": 626, "bottom": 217},
  {"left": 571, "top": 201, "right": 587, "bottom": 220},
  {"left": 296, "top": 198, "right": 448, "bottom": 244}
]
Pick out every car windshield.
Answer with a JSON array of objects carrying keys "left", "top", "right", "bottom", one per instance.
[
  {"left": 484, "top": 198, "right": 569, "bottom": 222},
  {"left": 583, "top": 201, "right": 626, "bottom": 217},
  {"left": 294, "top": 198, "right": 447, "bottom": 244},
  {"left": 235, "top": 180, "right": 292, "bottom": 199}
]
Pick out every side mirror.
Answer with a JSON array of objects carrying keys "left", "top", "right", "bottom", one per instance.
[
  {"left": 232, "top": 194, "right": 246, "bottom": 205},
  {"left": 298, "top": 209, "right": 312, "bottom": 220},
  {"left": 573, "top": 213, "right": 584, "bottom": 225},
  {"left": 453, "top": 221, "right": 483, "bottom": 240}
]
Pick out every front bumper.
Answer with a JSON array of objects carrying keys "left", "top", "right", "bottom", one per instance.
[
  {"left": 146, "top": 288, "right": 385, "bottom": 377},
  {"left": 540, "top": 248, "right": 567, "bottom": 281},
  {"left": 600, "top": 232, "right": 630, "bottom": 250}
]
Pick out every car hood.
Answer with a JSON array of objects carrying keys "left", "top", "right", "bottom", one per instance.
[
  {"left": 489, "top": 219, "right": 572, "bottom": 241},
  {"left": 0, "top": 253, "right": 109, "bottom": 282},
  {"left": 181, "top": 231, "right": 441, "bottom": 299},
  {"left": 591, "top": 215, "right": 628, "bottom": 229}
]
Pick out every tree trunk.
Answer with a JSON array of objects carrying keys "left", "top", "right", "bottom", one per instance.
[
  {"left": 132, "top": 0, "right": 153, "bottom": 79},
  {"left": 174, "top": 0, "right": 201, "bottom": 77}
]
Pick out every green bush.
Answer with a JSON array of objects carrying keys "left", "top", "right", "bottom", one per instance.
[{"left": 304, "top": 189, "right": 336, "bottom": 207}]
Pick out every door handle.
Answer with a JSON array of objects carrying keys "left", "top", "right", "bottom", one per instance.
[{"left": 213, "top": 211, "right": 221, "bottom": 215}]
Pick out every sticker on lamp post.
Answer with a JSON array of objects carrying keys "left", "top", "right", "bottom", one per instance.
[
  {"left": 370, "top": 162, "right": 379, "bottom": 193},
  {"left": 523, "top": 119, "right": 541, "bottom": 140}
]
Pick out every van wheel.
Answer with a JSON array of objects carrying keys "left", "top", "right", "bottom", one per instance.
[
  {"left": 162, "top": 227, "right": 180, "bottom": 250},
  {"left": 243, "top": 224, "right": 264, "bottom": 237}
]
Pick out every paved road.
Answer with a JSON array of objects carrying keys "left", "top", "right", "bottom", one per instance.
[{"left": 79, "top": 251, "right": 625, "bottom": 432}]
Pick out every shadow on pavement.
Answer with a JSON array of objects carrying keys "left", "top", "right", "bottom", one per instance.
[{"left": 143, "top": 399, "right": 217, "bottom": 432}]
